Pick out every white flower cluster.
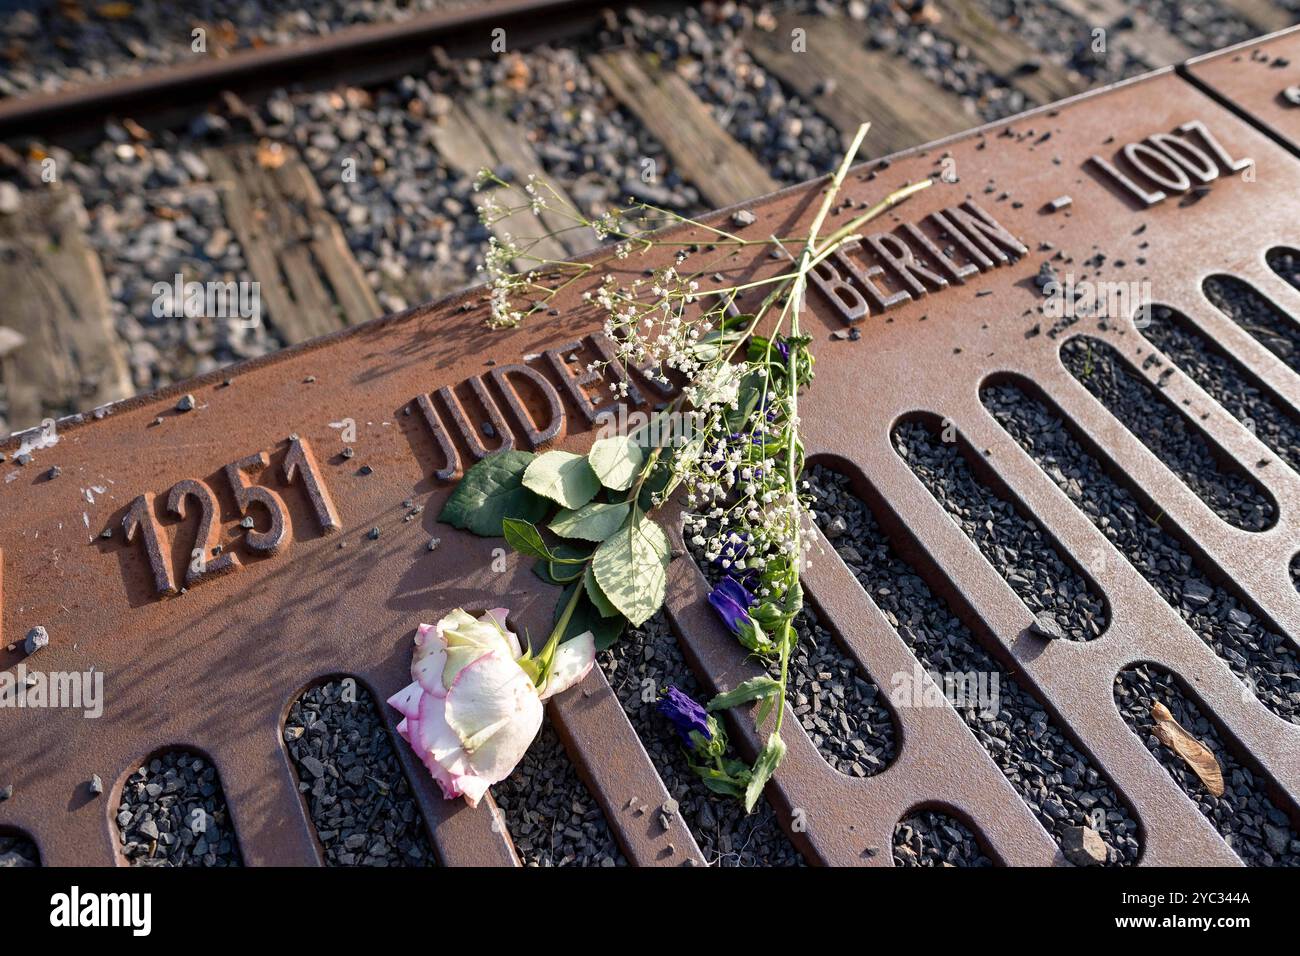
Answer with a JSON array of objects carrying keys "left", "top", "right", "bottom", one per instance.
[{"left": 677, "top": 397, "right": 817, "bottom": 606}]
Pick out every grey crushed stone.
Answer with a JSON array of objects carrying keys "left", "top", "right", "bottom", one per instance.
[
  {"left": 490, "top": 719, "right": 628, "bottom": 867},
  {"left": 1060, "top": 335, "right": 1275, "bottom": 531},
  {"left": 285, "top": 679, "right": 438, "bottom": 866},
  {"left": 0, "top": 831, "right": 39, "bottom": 867},
  {"left": 893, "top": 809, "right": 993, "bottom": 867},
  {"left": 601, "top": 611, "right": 806, "bottom": 866},
  {"left": 892, "top": 418, "right": 1109, "bottom": 642},
  {"left": 983, "top": 381, "right": 1300, "bottom": 726},
  {"left": 1203, "top": 273, "right": 1300, "bottom": 377},
  {"left": 809, "top": 463, "right": 1141, "bottom": 865},
  {"left": 115, "top": 750, "right": 242, "bottom": 866},
  {"left": 1115, "top": 663, "right": 1299, "bottom": 866},
  {"left": 1138, "top": 303, "right": 1300, "bottom": 474}
]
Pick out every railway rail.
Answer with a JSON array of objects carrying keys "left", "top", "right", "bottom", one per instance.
[
  {"left": 2, "top": 0, "right": 1298, "bottom": 436},
  {"left": 1, "top": 5, "right": 1299, "bottom": 868}
]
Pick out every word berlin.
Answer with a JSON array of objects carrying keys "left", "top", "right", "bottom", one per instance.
[
  {"left": 806, "top": 199, "right": 1028, "bottom": 324},
  {"left": 412, "top": 200, "right": 1025, "bottom": 482}
]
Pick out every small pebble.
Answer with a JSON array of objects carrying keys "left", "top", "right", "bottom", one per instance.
[{"left": 24, "top": 626, "right": 49, "bottom": 655}]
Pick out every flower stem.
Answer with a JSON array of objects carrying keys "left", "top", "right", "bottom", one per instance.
[{"left": 532, "top": 569, "right": 587, "bottom": 685}]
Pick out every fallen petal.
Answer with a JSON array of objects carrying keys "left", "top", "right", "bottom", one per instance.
[{"left": 540, "top": 631, "right": 596, "bottom": 700}]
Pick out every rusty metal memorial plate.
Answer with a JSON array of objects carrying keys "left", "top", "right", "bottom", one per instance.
[
  {"left": 1186, "top": 28, "right": 1300, "bottom": 156},
  {"left": 2, "top": 64, "right": 1299, "bottom": 868}
]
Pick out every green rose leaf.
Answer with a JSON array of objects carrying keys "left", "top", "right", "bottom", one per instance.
[
  {"left": 706, "top": 675, "right": 782, "bottom": 712},
  {"left": 743, "top": 732, "right": 787, "bottom": 813},
  {"left": 523, "top": 450, "right": 601, "bottom": 509},
  {"left": 553, "top": 581, "right": 625, "bottom": 650},
  {"left": 549, "top": 501, "right": 631, "bottom": 542},
  {"left": 592, "top": 516, "right": 670, "bottom": 628},
  {"left": 587, "top": 435, "right": 646, "bottom": 491},
  {"left": 501, "top": 518, "right": 555, "bottom": 561},
  {"left": 583, "top": 571, "right": 621, "bottom": 618},
  {"left": 439, "top": 451, "right": 548, "bottom": 537}
]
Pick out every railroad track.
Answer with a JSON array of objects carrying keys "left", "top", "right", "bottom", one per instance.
[
  {"left": 1, "top": 5, "right": 1299, "bottom": 869},
  {"left": 2, "top": 0, "right": 1298, "bottom": 437}
]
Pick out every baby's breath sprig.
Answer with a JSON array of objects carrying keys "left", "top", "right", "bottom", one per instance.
[{"left": 453, "top": 124, "right": 930, "bottom": 810}]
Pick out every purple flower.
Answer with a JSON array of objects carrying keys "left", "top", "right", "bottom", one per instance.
[
  {"left": 776, "top": 339, "right": 790, "bottom": 362},
  {"left": 708, "top": 575, "right": 755, "bottom": 635},
  {"left": 657, "top": 686, "right": 712, "bottom": 748}
]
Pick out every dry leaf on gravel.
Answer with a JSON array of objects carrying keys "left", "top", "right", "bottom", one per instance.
[
  {"left": 96, "top": 3, "right": 135, "bottom": 20},
  {"left": 256, "top": 141, "right": 287, "bottom": 170},
  {"left": 1152, "top": 702, "right": 1224, "bottom": 797}
]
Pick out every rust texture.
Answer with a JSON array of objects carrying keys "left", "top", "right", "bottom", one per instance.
[
  {"left": 1, "top": 63, "right": 1299, "bottom": 867},
  {"left": 1185, "top": 27, "right": 1300, "bottom": 156}
]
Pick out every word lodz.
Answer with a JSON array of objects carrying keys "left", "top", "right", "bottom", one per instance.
[
  {"left": 1087, "top": 119, "right": 1252, "bottom": 207},
  {"left": 805, "top": 199, "right": 1027, "bottom": 324},
  {"left": 413, "top": 331, "right": 671, "bottom": 482}
]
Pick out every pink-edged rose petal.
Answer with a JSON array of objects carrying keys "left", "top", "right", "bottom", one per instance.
[
  {"left": 539, "top": 631, "right": 597, "bottom": 700},
  {"left": 387, "top": 681, "right": 423, "bottom": 721},
  {"left": 443, "top": 651, "right": 544, "bottom": 784},
  {"left": 440, "top": 608, "right": 518, "bottom": 688},
  {"left": 412, "top": 623, "right": 450, "bottom": 697}
]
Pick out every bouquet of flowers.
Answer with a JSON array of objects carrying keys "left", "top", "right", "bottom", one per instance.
[{"left": 389, "top": 124, "right": 929, "bottom": 811}]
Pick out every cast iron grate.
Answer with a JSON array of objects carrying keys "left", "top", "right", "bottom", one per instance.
[{"left": 2, "top": 49, "right": 1299, "bottom": 867}]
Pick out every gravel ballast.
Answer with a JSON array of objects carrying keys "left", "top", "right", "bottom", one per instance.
[
  {"left": 285, "top": 679, "right": 438, "bottom": 867},
  {"left": 1115, "top": 663, "right": 1300, "bottom": 866},
  {"left": 70, "top": 126, "right": 284, "bottom": 391},
  {"left": 1203, "top": 274, "right": 1300, "bottom": 377},
  {"left": 1268, "top": 247, "right": 1300, "bottom": 295},
  {"left": 115, "top": 750, "right": 242, "bottom": 866},
  {"left": 781, "top": 607, "right": 899, "bottom": 778},
  {"left": 1060, "top": 335, "right": 1275, "bottom": 532},
  {"left": 260, "top": 83, "right": 485, "bottom": 314},
  {"left": 892, "top": 418, "right": 1109, "bottom": 642},
  {"left": 601, "top": 612, "right": 806, "bottom": 866},
  {"left": 809, "top": 463, "right": 1140, "bottom": 865},
  {"left": 613, "top": 4, "right": 842, "bottom": 184},
  {"left": 490, "top": 720, "right": 627, "bottom": 867},
  {"left": 446, "top": 47, "right": 702, "bottom": 218},
  {"left": 0, "top": 0, "right": 477, "bottom": 97},
  {"left": 893, "top": 809, "right": 994, "bottom": 867},
  {"left": 1139, "top": 304, "right": 1300, "bottom": 475},
  {"left": 0, "top": 830, "right": 39, "bottom": 867},
  {"left": 984, "top": 381, "right": 1300, "bottom": 727},
  {"left": 689, "top": 539, "right": 899, "bottom": 780}
]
